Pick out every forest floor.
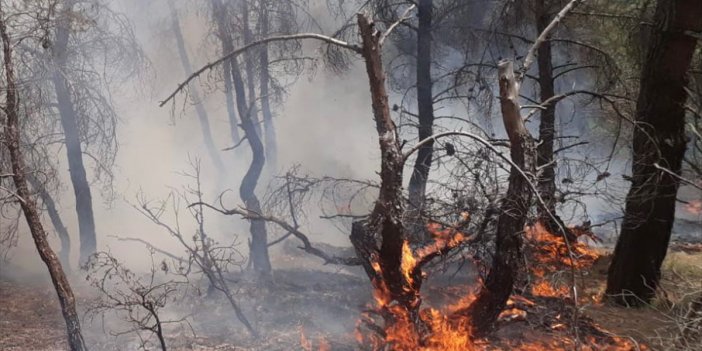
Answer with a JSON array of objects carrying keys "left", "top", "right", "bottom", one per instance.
[{"left": 1, "top": 241, "right": 701, "bottom": 351}]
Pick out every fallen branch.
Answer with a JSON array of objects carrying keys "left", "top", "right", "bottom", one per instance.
[{"left": 191, "top": 202, "right": 362, "bottom": 266}]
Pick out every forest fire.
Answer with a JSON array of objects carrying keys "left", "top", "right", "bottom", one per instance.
[{"left": 525, "top": 223, "right": 599, "bottom": 298}]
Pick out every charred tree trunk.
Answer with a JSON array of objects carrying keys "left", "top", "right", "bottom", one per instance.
[
  {"left": 535, "top": 0, "right": 557, "bottom": 227},
  {"left": 356, "top": 13, "right": 425, "bottom": 339},
  {"left": 242, "top": 0, "right": 261, "bottom": 138},
  {"left": 209, "top": 0, "right": 242, "bottom": 148},
  {"left": 227, "top": 34, "right": 271, "bottom": 277},
  {"left": 259, "top": 0, "right": 277, "bottom": 170},
  {"left": 606, "top": 0, "right": 702, "bottom": 306},
  {"left": 462, "top": 60, "right": 535, "bottom": 335},
  {"left": 534, "top": 1, "right": 577, "bottom": 242},
  {"left": 407, "top": 0, "right": 434, "bottom": 243},
  {"left": 52, "top": 2, "right": 96, "bottom": 263},
  {"left": 0, "top": 12, "right": 86, "bottom": 350},
  {"left": 169, "top": 3, "right": 225, "bottom": 174},
  {"left": 28, "top": 175, "right": 71, "bottom": 269}
]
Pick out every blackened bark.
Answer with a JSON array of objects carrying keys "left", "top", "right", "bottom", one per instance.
[
  {"left": 357, "top": 13, "right": 423, "bottom": 335},
  {"left": 259, "top": 1, "right": 277, "bottom": 169},
  {"left": 0, "top": 12, "right": 86, "bottom": 349},
  {"left": 242, "top": 0, "right": 261, "bottom": 138},
  {"left": 606, "top": 0, "right": 702, "bottom": 306},
  {"left": 169, "top": 3, "right": 225, "bottom": 174},
  {"left": 407, "top": 0, "right": 434, "bottom": 243},
  {"left": 209, "top": 0, "right": 242, "bottom": 148},
  {"left": 28, "top": 174, "right": 71, "bottom": 269},
  {"left": 535, "top": 0, "right": 557, "bottom": 226},
  {"left": 52, "top": 3, "right": 96, "bottom": 263},
  {"left": 462, "top": 60, "right": 535, "bottom": 335},
  {"left": 225, "top": 24, "right": 271, "bottom": 277}
]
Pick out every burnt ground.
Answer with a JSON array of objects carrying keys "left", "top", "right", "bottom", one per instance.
[{"left": 1, "top": 244, "right": 700, "bottom": 351}]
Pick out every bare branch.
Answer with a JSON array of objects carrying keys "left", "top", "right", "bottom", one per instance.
[{"left": 160, "top": 34, "right": 360, "bottom": 107}]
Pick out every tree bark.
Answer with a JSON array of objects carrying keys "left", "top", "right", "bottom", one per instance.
[
  {"left": 0, "top": 10, "right": 86, "bottom": 350},
  {"left": 242, "top": 0, "right": 261, "bottom": 138},
  {"left": 169, "top": 3, "right": 225, "bottom": 174},
  {"left": 28, "top": 174, "right": 71, "bottom": 270},
  {"left": 209, "top": 0, "right": 242, "bottom": 148},
  {"left": 52, "top": 0, "right": 96, "bottom": 264},
  {"left": 535, "top": 0, "right": 557, "bottom": 227},
  {"left": 461, "top": 60, "right": 535, "bottom": 335},
  {"left": 606, "top": 0, "right": 702, "bottom": 306},
  {"left": 407, "top": 0, "right": 435, "bottom": 243},
  {"left": 259, "top": 0, "right": 278, "bottom": 170},
  {"left": 223, "top": 17, "right": 272, "bottom": 277},
  {"left": 356, "top": 13, "right": 426, "bottom": 340}
]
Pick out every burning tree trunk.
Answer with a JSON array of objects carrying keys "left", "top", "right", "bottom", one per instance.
[
  {"left": 28, "top": 174, "right": 71, "bottom": 269},
  {"left": 460, "top": 60, "right": 536, "bottom": 336},
  {"left": 407, "top": 0, "right": 435, "bottom": 243},
  {"left": 606, "top": 0, "right": 702, "bottom": 306},
  {"left": 0, "top": 9, "right": 86, "bottom": 350},
  {"left": 209, "top": 0, "right": 242, "bottom": 148},
  {"left": 169, "top": 2, "right": 225, "bottom": 174},
  {"left": 259, "top": 0, "right": 278, "bottom": 170},
  {"left": 52, "top": 0, "right": 97, "bottom": 264},
  {"left": 357, "top": 12, "right": 420, "bottom": 325}
]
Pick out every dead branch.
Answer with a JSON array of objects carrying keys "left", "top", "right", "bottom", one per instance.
[
  {"left": 160, "top": 33, "right": 360, "bottom": 107},
  {"left": 191, "top": 202, "right": 362, "bottom": 266}
]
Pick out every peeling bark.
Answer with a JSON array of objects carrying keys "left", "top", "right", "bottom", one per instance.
[{"left": 461, "top": 60, "right": 536, "bottom": 336}]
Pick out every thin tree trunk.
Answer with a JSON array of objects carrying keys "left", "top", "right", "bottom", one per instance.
[
  {"left": 169, "top": 3, "right": 225, "bottom": 174},
  {"left": 52, "top": 1, "right": 96, "bottom": 263},
  {"left": 28, "top": 174, "right": 71, "bottom": 270},
  {"left": 242, "top": 0, "right": 261, "bottom": 138},
  {"left": 209, "top": 0, "right": 242, "bottom": 148},
  {"left": 225, "top": 25, "right": 271, "bottom": 277},
  {"left": 534, "top": 1, "right": 577, "bottom": 242},
  {"left": 407, "top": 0, "right": 434, "bottom": 243},
  {"left": 606, "top": 0, "right": 702, "bottom": 306},
  {"left": 535, "top": 0, "right": 557, "bottom": 226},
  {"left": 259, "top": 0, "right": 277, "bottom": 170},
  {"left": 0, "top": 11, "right": 86, "bottom": 350},
  {"left": 461, "top": 60, "right": 535, "bottom": 335}
]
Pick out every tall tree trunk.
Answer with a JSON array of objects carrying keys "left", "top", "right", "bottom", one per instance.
[
  {"left": 462, "top": 60, "right": 535, "bottom": 335},
  {"left": 242, "top": 0, "right": 261, "bottom": 138},
  {"left": 28, "top": 175, "right": 71, "bottom": 270},
  {"left": 169, "top": 2, "right": 225, "bottom": 174},
  {"left": 535, "top": 0, "right": 557, "bottom": 227},
  {"left": 357, "top": 12, "right": 424, "bottom": 337},
  {"left": 226, "top": 30, "right": 271, "bottom": 277},
  {"left": 259, "top": 0, "right": 277, "bottom": 169},
  {"left": 52, "top": 1, "right": 96, "bottom": 263},
  {"left": 606, "top": 0, "right": 702, "bottom": 306},
  {"left": 407, "top": 0, "right": 434, "bottom": 243},
  {"left": 209, "top": 0, "right": 242, "bottom": 149},
  {"left": 209, "top": 0, "right": 271, "bottom": 276},
  {"left": 0, "top": 12, "right": 86, "bottom": 350}
]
